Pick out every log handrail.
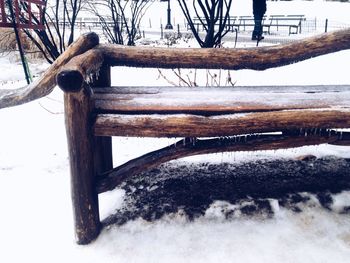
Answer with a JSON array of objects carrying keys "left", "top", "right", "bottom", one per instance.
[
  {"left": 57, "top": 28, "right": 350, "bottom": 92},
  {"left": 0, "top": 32, "right": 99, "bottom": 109},
  {"left": 100, "top": 28, "right": 350, "bottom": 70}
]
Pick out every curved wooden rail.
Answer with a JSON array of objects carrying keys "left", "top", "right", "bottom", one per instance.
[
  {"left": 100, "top": 28, "right": 350, "bottom": 69},
  {"left": 56, "top": 28, "right": 350, "bottom": 92},
  {"left": 0, "top": 32, "right": 99, "bottom": 109},
  {"left": 97, "top": 130, "right": 350, "bottom": 193}
]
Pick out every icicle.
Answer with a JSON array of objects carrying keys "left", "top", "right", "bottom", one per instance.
[
  {"left": 340, "top": 131, "right": 343, "bottom": 140},
  {"left": 95, "top": 68, "right": 101, "bottom": 81},
  {"left": 86, "top": 72, "right": 96, "bottom": 85}
]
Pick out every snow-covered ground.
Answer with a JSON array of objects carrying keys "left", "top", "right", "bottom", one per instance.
[{"left": 1, "top": 1, "right": 350, "bottom": 262}]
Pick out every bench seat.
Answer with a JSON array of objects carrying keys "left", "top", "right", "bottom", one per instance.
[
  {"left": 92, "top": 85, "right": 350, "bottom": 137},
  {"left": 93, "top": 85, "right": 350, "bottom": 114}
]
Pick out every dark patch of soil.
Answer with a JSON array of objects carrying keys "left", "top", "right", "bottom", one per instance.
[{"left": 102, "top": 156, "right": 350, "bottom": 227}]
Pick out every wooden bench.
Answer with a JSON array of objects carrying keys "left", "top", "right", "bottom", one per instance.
[
  {"left": 52, "top": 29, "right": 350, "bottom": 244},
  {"left": 2, "top": 30, "right": 350, "bottom": 245}
]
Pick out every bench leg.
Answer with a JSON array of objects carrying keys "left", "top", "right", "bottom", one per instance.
[
  {"left": 64, "top": 87, "right": 101, "bottom": 245},
  {"left": 92, "top": 65, "right": 113, "bottom": 175},
  {"left": 94, "top": 136, "right": 113, "bottom": 175}
]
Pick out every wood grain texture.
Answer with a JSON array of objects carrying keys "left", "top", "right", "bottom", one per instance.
[
  {"left": 92, "top": 65, "right": 113, "bottom": 175},
  {"left": 64, "top": 85, "right": 101, "bottom": 244},
  {"left": 57, "top": 49, "right": 104, "bottom": 92},
  {"left": 97, "top": 131, "right": 350, "bottom": 193},
  {"left": 55, "top": 29, "right": 350, "bottom": 92},
  {"left": 98, "top": 28, "right": 350, "bottom": 70},
  {"left": 92, "top": 85, "right": 350, "bottom": 115},
  {"left": 94, "top": 110, "right": 350, "bottom": 138},
  {"left": 0, "top": 32, "right": 99, "bottom": 109}
]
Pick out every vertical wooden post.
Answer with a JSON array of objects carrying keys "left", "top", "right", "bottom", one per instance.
[
  {"left": 64, "top": 85, "right": 100, "bottom": 244},
  {"left": 92, "top": 64, "right": 113, "bottom": 175}
]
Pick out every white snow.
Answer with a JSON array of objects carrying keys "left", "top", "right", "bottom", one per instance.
[{"left": 1, "top": 1, "right": 350, "bottom": 262}]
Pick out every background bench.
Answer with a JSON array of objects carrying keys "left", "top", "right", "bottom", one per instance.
[
  {"left": 188, "top": 14, "right": 305, "bottom": 35},
  {"left": 268, "top": 15, "right": 306, "bottom": 35}
]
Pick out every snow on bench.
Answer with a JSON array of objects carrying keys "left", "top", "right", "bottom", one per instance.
[{"left": 92, "top": 85, "right": 350, "bottom": 137}]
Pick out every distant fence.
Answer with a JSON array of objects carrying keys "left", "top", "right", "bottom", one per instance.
[
  {"left": 300, "top": 18, "right": 350, "bottom": 34},
  {"left": 44, "top": 16, "right": 350, "bottom": 45}
]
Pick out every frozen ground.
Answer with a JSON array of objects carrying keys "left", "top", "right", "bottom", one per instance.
[{"left": 1, "top": 1, "right": 350, "bottom": 262}]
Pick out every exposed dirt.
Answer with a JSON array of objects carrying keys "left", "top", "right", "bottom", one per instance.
[{"left": 102, "top": 156, "right": 350, "bottom": 226}]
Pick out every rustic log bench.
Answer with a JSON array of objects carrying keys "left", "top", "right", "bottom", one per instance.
[
  {"left": 2, "top": 30, "right": 350, "bottom": 245},
  {"left": 53, "top": 30, "right": 350, "bottom": 244}
]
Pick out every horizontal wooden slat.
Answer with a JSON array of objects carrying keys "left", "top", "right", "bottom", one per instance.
[
  {"left": 92, "top": 85, "right": 350, "bottom": 115},
  {"left": 94, "top": 110, "right": 350, "bottom": 137}
]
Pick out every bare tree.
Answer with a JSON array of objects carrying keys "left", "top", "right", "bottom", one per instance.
[
  {"left": 89, "top": 0, "right": 152, "bottom": 46},
  {"left": 18, "top": 0, "right": 85, "bottom": 63},
  {"left": 177, "top": 0, "right": 233, "bottom": 48}
]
